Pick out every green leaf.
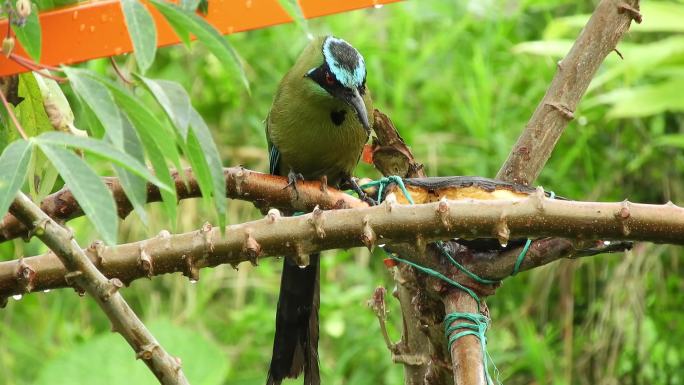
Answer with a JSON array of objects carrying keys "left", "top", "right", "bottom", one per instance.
[
  {"left": 653, "top": 135, "right": 684, "bottom": 149},
  {"left": 135, "top": 76, "right": 192, "bottom": 139},
  {"left": 34, "top": 320, "right": 229, "bottom": 385},
  {"left": 183, "top": 127, "right": 213, "bottom": 208},
  {"left": 189, "top": 108, "right": 226, "bottom": 230},
  {"left": 34, "top": 132, "right": 172, "bottom": 192},
  {"left": 96, "top": 78, "right": 180, "bottom": 225},
  {"left": 64, "top": 68, "right": 124, "bottom": 149},
  {"left": 150, "top": 0, "right": 250, "bottom": 92},
  {"left": 11, "top": 4, "right": 42, "bottom": 62},
  {"left": 0, "top": 140, "right": 33, "bottom": 220},
  {"left": 277, "top": 0, "right": 311, "bottom": 37},
  {"left": 179, "top": 0, "right": 199, "bottom": 12},
  {"left": 632, "top": 2, "right": 684, "bottom": 33},
  {"left": 113, "top": 116, "right": 149, "bottom": 225},
  {"left": 120, "top": 0, "right": 157, "bottom": 73},
  {"left": 595, "top": 79, "right": 684, "bottom": 118},
  {"left": 38, "top": 144, "right": 118, "bottom": 245},
  {"left": 16, "top": 72, "right": 53, "bottom": 137}
]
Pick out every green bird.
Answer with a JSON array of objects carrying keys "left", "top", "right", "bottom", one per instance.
[{"left": 265, "top": 36, "right": 373, "bottom": 385}]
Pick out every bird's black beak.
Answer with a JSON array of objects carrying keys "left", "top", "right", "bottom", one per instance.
[{"left": 345, "top": 88, "right": 370, "bottom": 133}]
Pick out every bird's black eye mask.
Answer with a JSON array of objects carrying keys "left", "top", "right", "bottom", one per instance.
[{"left": 305, "top": 63, "right": 366, "bottom": 98}]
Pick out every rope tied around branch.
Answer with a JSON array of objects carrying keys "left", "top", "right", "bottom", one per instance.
[
  {"left": 359, "top": 176, "right": 500, "bottom": 385},
  {"left": 511, "top": 190, "right": 555, "bottom": 276}
]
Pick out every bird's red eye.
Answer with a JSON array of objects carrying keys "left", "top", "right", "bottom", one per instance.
[{"left": 325, "top": 72, "right": 335, "bottom": 85}]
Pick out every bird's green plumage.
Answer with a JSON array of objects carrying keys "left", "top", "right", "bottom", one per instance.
[
  {"left": 266, "top": 36, "right": 373, "bottom": 184},
  {"left": 265, "top": 36, "right": 373, "bottom": 385}
]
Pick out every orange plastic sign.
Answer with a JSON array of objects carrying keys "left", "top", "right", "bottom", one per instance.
[{"left": 0, "top": 0, "right": 401, "bottom": 77}]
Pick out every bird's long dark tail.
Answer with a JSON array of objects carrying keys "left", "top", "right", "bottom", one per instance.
[{"left": 267, "top": 253, "right": 320, "bottom": 385}]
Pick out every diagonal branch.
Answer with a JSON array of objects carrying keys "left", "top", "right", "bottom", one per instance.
[
  {"left": 446, "top": 1, "right": 642, "bottom": 384},
  {"left": 496, "top": 0, "right": 642, "bottom": 185},
  {"left": 8, "top": 192, "right": 190, "bottom": 385}
]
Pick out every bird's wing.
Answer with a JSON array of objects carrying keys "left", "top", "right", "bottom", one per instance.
[{"left": 266, "top": 117, "right": 281, "bottom": 176}]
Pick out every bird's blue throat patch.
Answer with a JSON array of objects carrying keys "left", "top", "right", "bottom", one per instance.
[{"left": 322, "top": 37, "right": 366, "bottom": 88}]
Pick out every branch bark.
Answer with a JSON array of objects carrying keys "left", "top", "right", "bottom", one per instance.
[
  {"left": 8, "top": 192, "right": 189, "bottom": 385},
  {"left": 496, "top": 0, "right": 642, "bottom": 185},
  {"left": 0, "top": 167, "right": 367, "bottom": 243},
  {"left": 0, "top": 196, "right": 665, "bottom": 299}
]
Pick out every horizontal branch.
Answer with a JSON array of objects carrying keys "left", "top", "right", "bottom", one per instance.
[
  {"left": 0, "top": 167, "right": 367, "bottom": 243},
  {"left": 0, "top": 194, "right": 675, "bottom": 299}
]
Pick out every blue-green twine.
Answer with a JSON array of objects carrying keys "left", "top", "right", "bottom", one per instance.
[
  {"left": 363, "top": 176, "right": 501, "bottom": 381},
  {"left": 511, "top": 190, "right": 555, "bottom": 276},
  {"left": 444, "top": 312, "right": 498, "bottom": 385}
]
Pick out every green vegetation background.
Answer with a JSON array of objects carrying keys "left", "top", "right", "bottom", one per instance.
[{"left": 1, "top": 0, "right": 683, "bottom": 384}]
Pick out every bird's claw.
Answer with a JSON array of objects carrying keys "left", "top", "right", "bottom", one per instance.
[
  {"left": 347, "top": 177, "right": 378, "bottom": 206},
  {"left": 284, "top": 170, "right": 305, "bottom": 199}
]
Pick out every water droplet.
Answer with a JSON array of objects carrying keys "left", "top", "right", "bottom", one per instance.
[
  {"left": 378, "top": 244, "right": 386, "bottom": 248},
  {"left": 79, "top": 24, "right": 85, "bottom": 32},
  {"left": 603, "top": 240, "right": 611, "bottom": 245},
  {"left": 374, "top": 4, "right": 383, "bottom": 9},
  {"left": 114, "top": 47, "right": 123, "bottom": 55},
  {"left": 72, "top": 11, "right": 78, "bottom": 20},
  {"left": 12, "top": 294, "right": 22, "bottom": 300},
  {"left": 90, "top": 25, "right": 96, "bottom": 32},
  {"left": 500, "top": 242, "right": 508, "bottom": 248},
  {"left": 100, "top": 14, "right": 108, "bottom": 23},
  {"left": 189, "top": 279, "right": 197, "bottom": 284},
  {"left": 43, "top": 289, "right": 51, "bottom": 293}
]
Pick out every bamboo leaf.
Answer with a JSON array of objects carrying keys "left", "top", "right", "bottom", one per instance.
[
  {"left": 38, "top": 144, "right": 118, "bottom": 245},
  {"left": 0, "top": 140, "right": 32, "bottom": 220},
  {"left": 150, "top": 0, "right": 250, "bottom": 92},
  {"left": 120, "top": 0, "right": 157, "bottom": 73}
]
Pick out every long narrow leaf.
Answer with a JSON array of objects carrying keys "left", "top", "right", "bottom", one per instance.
[
  {"left": 38, "top": 144, "right": 118, "bottom": 245},
  {"left": 35, "top": 132, "right": 172, "bottom": 193},
  {"left": 189, "top": 108, "right": 226, "bottom": 230},
  {"left": 135, "top": 76, "right": 192, "bottom": 139},
  {"left": 0, "top": 140, "right": 33, "bottom": 219},
  {"left": 95, "top": 79, "right": 180, "bottom": 226},
  {"left": 120, "top": 0, "right": 157, "bottom": 73},
  {"left": 64, "top": 68, "right": 124, "bottom": 149},
  {"left": 114, "top": 116, "right": 149, "bottom": 225},
  {"left": 183, "top": 127, "right": 213, "bottom": 207},
  {"left": 150, "top": 0, "right": 250, "bottom": 92}
]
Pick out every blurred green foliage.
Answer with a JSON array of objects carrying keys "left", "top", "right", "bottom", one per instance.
[{"left": 1, "top": 0, "right": 684, "bottom": 384}]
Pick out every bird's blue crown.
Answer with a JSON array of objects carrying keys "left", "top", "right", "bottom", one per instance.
[{"left": 322, "top": 36, "right": 366, "bottom": 88}]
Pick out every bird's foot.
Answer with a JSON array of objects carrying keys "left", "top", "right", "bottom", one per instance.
[
  {"left": 284, "top": 169, "right": 305, "bottom": 200},
  {"left": 346, "top": 177, "right": 378, "bottom": 206}
]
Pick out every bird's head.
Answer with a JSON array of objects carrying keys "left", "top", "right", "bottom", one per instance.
[{"left": 304, "top": 36, "right": 370, "bottom": 131}]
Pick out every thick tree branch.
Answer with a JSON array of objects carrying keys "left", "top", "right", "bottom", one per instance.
[
  {"left": 0, "top": 167, "right": 367, "bottom": 243},
  {"left": 8, "top": 192, "right": 189, "bottom": 385},
  {"left": 496, "top": 0, "right": 642, "bottom": 185},
  {"left": 0, "top": 197, "right": 667, "bottom": 299}
]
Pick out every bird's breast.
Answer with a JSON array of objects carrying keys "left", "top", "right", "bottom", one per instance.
[{"left": 269, "top": 102, "right": 369, "bottom": 185}]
